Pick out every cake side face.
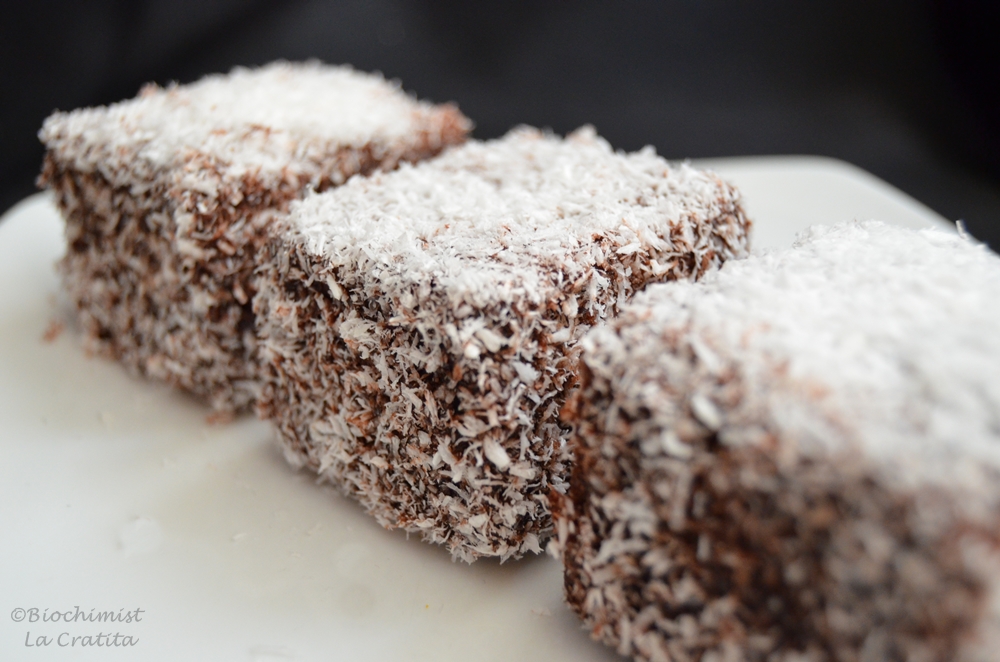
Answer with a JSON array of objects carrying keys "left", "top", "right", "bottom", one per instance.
[
  {"left": 39, "top": 61, "right": 471, "bottom": 411},
  {"left": 555, "top": 222, "right": 1000, "bottom": 661},
  {"left": 254, "top": 127, "right": 752, "bottom": 561}
]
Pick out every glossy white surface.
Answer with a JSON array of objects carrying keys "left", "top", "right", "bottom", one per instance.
[
  {"left": 703, "top": 155, "right": 952, "bottom": 249},
  {"left": 0, "top": 157, "right": 951, "bottom": 661}
]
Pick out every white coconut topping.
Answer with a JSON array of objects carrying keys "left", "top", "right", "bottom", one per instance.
[
  {"left": 288, "top": 125, "right": 742, "bottom": 309},
  {"left": 40, "top": 60, "right": 464, "bottom": 191},
  {"left": 591, "top": 221, "right": 1000, "bottom": 513}
]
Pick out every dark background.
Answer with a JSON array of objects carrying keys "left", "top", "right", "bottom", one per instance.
[{"left": 3, "top": 0, "right": 999, "bottom": 249}]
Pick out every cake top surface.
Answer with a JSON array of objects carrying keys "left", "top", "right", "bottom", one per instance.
[
  {"left": 286, "top": 126, "right": 744, "bottom": 309},
  {"left": 40, "top": 61, "right": 464, "bottom": 187},
  {"left": 596, "top": 221, "right": 1000, "bottom": 502}
]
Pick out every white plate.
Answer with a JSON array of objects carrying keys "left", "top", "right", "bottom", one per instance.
[{"left": 0, "top": 156, "right": 951, "bottom": 661}]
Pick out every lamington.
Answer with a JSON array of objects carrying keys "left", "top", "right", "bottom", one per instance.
[
  {"left": 38, "top": 61, "right": 470, "bottom": 411},
  {"left": 254, "top": 126, "right": 751, "bottom": 562},
  {"left": 553, "top": 222, "right": 1000, "bottom": 662}
]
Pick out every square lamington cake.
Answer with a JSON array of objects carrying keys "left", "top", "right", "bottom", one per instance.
[
  {"left": 39, "top": 61, "right": 470, "bottom": 411},
  {"left": 255, "top": 126, "right": 751, "bottom": 561},
  {"left": 555, "top": 222, "right": 1000, "bottom": 662}
]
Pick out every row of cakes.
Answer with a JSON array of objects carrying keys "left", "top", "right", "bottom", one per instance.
[{"left": 39, "top": 61, "right": 1000, "bottom": 661}]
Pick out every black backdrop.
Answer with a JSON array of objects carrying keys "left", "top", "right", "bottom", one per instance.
[{"left": 3, "top": 0, "right": 999, "bottom": 249}]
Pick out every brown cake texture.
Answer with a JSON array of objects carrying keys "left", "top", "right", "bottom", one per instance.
[
  {"left": 38, "top": 61, "right": 470, "bottom": 411},
  {"left": 254, "top": 126, "right": 751, "bottom": 562},
  {"left": 553, "top": 222, "right": 1000, "bottom": 662}
]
